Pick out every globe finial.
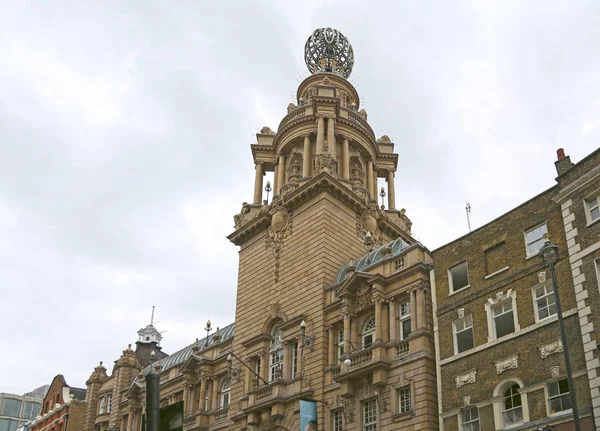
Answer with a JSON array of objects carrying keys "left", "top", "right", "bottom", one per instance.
[{"left": 304, "top": 28, "right": 354, "bottom": 78}]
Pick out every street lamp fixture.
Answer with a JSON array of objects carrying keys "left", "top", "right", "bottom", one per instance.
[
  {"left": 205, "top": 320, "right": 212, "bottom": 346},
  {"left": 538, "top": 240, "right": 581, "bottom": 431}
]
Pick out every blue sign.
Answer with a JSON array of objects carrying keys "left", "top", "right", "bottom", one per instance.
[{"left": 300, "top": 400, "right": 318, "bottom": 431}]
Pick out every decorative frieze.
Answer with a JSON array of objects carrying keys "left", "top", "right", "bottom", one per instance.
[
  {"left": 539, "top": 339, "right": 563, "bottom": 359},
  {"left": 455, "top": 370, "right": 476, "bottom": 388},
  {"left": 463, "top": 396, "right": 471, "bottom": 406},
  {"left": 495, "top": 354, "right": 518, "bottom": 374}
]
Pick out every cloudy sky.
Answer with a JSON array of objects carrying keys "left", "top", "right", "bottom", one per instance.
[{"left": 1, "top": 1, "right": 599, "bottom": 394}]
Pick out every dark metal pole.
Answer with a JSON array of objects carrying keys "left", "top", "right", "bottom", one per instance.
[
  {"left": 549, "top": 262, "right": 581, "bottom": 431},
  {"left": 146, "top": 366, "right": 160, "bottom": 431}
]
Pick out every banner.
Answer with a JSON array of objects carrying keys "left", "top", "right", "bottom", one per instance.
[{"left": 300, "top": 400, "right": 318, "bottom": 431}]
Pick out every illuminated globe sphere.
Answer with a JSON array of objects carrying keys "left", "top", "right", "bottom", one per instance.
[{"left": 304, "top": 28, "right": 354, "bottom": 78}]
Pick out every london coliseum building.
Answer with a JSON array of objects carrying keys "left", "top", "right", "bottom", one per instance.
[{"left": 74, "top": 29, "right": 600, "bottom": 431}]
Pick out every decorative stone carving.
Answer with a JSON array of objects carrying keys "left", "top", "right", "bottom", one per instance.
[
  {"left": 355, "top": 201, "right": 385, "bottom": 247},
  {"left": 538, "top": 272, "right": 546, "bottom": 283},
  {"left": 540, "top": 339, "right": 563, "bottom": 359},
  {"left": 550, "top": 366, "right": 560, "bottom": 378},
  {"left": 233, "top": 202, "right": 252, "bottom": 229},
  {"left": 455, "top": 370, "right": 476, "bottom": 388},
  {"left": 463, "top": 396, "right": 471, "bottom": 406},
  {"left": 265, "top": 197, "right": 293, "bottom": 283},
  {"left": 279, "top": 182, "right": 299, "bottom": 197},
  {"left": 495, "top": 354, "right": 518, "bottom": 374},
  {"left": 458, "top": 308, "right": 465, "bottom": 319},
  {"left": 315, "top": 151, "right": 334, "bottom": 174},
  {"left": 259, "top": 126, "right": 275, "bottom": 135}
]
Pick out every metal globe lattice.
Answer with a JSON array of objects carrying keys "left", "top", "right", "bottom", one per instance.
[{"left": 304, "top": 28, "right": 354, "bottom": 79}]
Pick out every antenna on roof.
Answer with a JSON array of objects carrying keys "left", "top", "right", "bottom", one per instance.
[
  {"left": 465, "top": 202, "right": 472, "bottom": 232},
  {"left": 150, "top": 306, "right": 155, "bottom": 325}
]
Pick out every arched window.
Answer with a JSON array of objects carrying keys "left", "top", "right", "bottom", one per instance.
[
  {"left": 269, "top": 325, "right": 284, "bottom": 382},
  {"left": 362, "top": 317, "right": 376, "bottom": 348},
  {"left": 220, "top": 378, "right": 231, "bottom": 408},
  {"left": 502, "top": 384, "right": 523, "bottom": 427}
]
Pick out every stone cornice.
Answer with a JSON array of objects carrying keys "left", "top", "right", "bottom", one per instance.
[{"left": 227, "top": 213, "right": 271, "bottom": 246}]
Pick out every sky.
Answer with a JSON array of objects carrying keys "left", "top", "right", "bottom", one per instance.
[{"left": 1, "top": 1, "right": 599, "bottom": 394}]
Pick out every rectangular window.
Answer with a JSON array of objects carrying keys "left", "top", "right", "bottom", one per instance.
[
  {"left": 292, "top": 341, "right": 298, "bottom": 378},
  {"left": 534, "top": 283, "right": 556, "bottom": 321},
  {"left": 106, "top": 394, "right": 112, "bottom": 413},
  {"left": 0, "top": 399, "right": 21, "bottom": 418},
  {"left": 449, "top": 262, "right": 469, "bottom": 293},
  {"left": 485, "top": 242, "right": 508, "bottom": 275},
  {"left": 99, "top": 397, "right": 106, "bottom": 414},
  {"left": 587, "top": 196, "right": 600, "bottom": 223},
  {"left": 400, "top": 302, "right": 411, "bottom": 339},
  {"left": 0, "top": 419, "right": 18, "bottom": 431},
  {"left": 363, "top": 399, "right": 377, "bottom": 431},
  {"left": 332, "top": 409, "right": 343, "bottom": 431},
  {"left": 22, "top": 402, "right": 41, "bottom": 419},
  {"left": 398, "top": 386, "right": 411, "bottom": 414},
  {"left": 525, "top": 223, "right": 548, "bottom": 256},
  {"left": 493, "top": 301, "right": 515, "bottom": 339},
  {"left": 548, "top": 379, "right": 571, "bottom": 414},
  {"left": 461, "top": 406, "right": 480, "bottom": 431},
  {"left": 337, "top": 329, "right": 345, "bottom": 361},
  {"left": 454, "top": 315, "right": 474, "bottom": 354},
  {"left": 269, "top": 349, "right": 284, "bottom": 382}
]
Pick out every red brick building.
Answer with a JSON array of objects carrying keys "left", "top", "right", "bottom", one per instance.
[{"left": 29, "top": 375, "right": 86, "bottom": 431}]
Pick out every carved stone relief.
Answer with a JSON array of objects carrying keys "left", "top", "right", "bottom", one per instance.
[
  {"left": 455, "top": 370, "right": 476, "bottom": 388},
  {"left": 539, "top": 339, "right": 563, "bottom": 359},
  {"left": 265, "top": 196, "right": 293, "bottom": 283},
  {"left": 495, "top": 354, "right": 518, "bottom": 374}
]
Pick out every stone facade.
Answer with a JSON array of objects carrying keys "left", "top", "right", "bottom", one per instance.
[
  {"left": 553, "top": 148, "right": 600, "bottom": 429},
  {"left": 431, "top": 149, "right": 599, "bottom": 430}
]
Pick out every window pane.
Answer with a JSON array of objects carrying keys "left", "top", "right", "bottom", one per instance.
[
  {"left": 450, "top": 262, "right": 469, "bottom": 291},
  {"left": 22, "top": 402, "right": 41, "bottom": 419},
  {"left": 457, "top": 328, "right": 474, "bottom": 353},
  {"left": 0, "top": 419, "right": 18, "bottom": 431},
  {"left": 0, "top": 399, "right": 21, "bottom": 418},
  {"left": 402, "top": 319, "right": 411, "bottom": 339},
  {"left": 495, "top": 311, "right": 515, "bottom": 338},
  {"left": 591, "top": 207, "right": 600, "bottom": 221}
]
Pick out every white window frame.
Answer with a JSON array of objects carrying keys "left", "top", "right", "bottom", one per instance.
[
  {"left": 453, "top": 314, "right": 474, "bottom": 355},
  {"left": 459, "top": 406, "right": 480, "bottom": 431},
  {"left": 220, "top": 378, "right": 231, "bottom": 408},
  {"left": 397, "top": 386, "right": 411, "bottom": 414},
  {"left": 336, "top": 328, "right": 344, "bottom": 361},
  {"left": 545, "top": 378, "right": 572, "bottom": 416},
  {"left": 485, "top": 290, "right": 520, "bottom": 342},
  {"left": 269, "top": 326, "right": 284, "bottom": 382},
  {"left": 448, "top": 261, "right": 470, "bottom": 294},
  {"left": 363, "top": 398, "right": 377, "bottom": 431},
  {"left": 524, "top": 222, "right": 548, "bottom": 258},
  {"left": 106, "top": 394, "right": 112, "bottom": 413},
  {"left": 584, "top": 193, "right": 600, "bottom": 226},
  {"left": 492, "top": 379, "right": 529, "bottom": 430},
  {"left": 362, "top": 317, "right": 376, "bottom": 348},
  {"left": 399, "top": 302, "right": 411, "bottom": 340},
  {"left": 291, "top": 340, "right": 298, "bottom": 379},
  {"left": 332, "top": 409, "right": 343, "bottom": 431},
  {"left": 98, "top": 397, "right": 106, "bottom": 414},
  {"left": 532, "top": 281, "right": 556, "bottom": 322}
]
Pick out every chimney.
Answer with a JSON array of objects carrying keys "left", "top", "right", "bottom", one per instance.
[{"left": 554, "top": 148, "right": 574, "bottom": 176}]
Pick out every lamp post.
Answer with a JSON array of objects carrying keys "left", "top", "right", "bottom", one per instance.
[
  {"left": 265, "top": 181, "right": 272, "bottom": 203},
  {"left": 379, "top": 187, "right": 386, "bottom": 208},
  {"left": 538, "top": 240, "right": 581, "bottom": 431},
  {"left": 205, "top": 320, "right": 212, "bottom": 346}
]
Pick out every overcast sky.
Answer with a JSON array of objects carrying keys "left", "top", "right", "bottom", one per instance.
[{"left": 1, "top": 1, "right": 599, "bottom": 394}]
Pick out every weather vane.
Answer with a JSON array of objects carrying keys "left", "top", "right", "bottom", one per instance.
[{"left": 304, "top": 28, "right": 354, "bottom": 78}]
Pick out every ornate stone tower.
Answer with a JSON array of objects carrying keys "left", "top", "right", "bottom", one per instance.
[
  {"left": 226, "top": 28, "right": 436, "bottom": 431},
  {"left": 83, "top": 361, "right": 108, "bottom": 431}
]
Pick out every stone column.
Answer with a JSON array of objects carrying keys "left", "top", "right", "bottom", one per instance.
[
  {"left": 303, "top": 135, "right": 311, "bottom": 177},
  {"left": 273, "top": 160, "right": 279, "bottom": 193},
  {"left": 389, "top": 298, "right": 397, "bottom": 341},
  {"left": 126, "top": 408, "right": 132, "bottom": 431},
  {"left": 343, "top": 312, "right": 351, "bottom": 352},
  {"left": 183, "top": 384, "right": 190, "bottom": 415},
  {"left": 418, "top": 287, "right": 426, "bottom": 330},
  {"left": 211, "top": 378, "right": 218, "bottom": 410},
  {"left": 383, "top": 301, "right": 390, "bottom": 342},
  {"left": 277, "top": 155, "right": 286, "bottom": 193},
  {"left": 316, "top": 116, "right": 325, "bottom": 153},
  {"left": 342, "top": 138, "right": 349, "bottom": 179},
  {"left": 387, "top": 170, "right": 396, "bottom": 210},
  {"left": 260, "top": 353, "right": 268, "bottom": 383},
  {"left": 375, "top": 298, "right": 383, "bottom": 342},
  {"left": 373, "top": 166, "right": 378, "bottom": 200},
  {"left": 297, "top": 340, "right": 303, "bottom": 377},
  {"left": 366, "top": 161, "right": 374, "bottom": 198},
  {"left": 411, "top": 290, "right": 418, "bottom": 331},
  {"left": 328, "top": 327, "right": 335, "bottom": 365},
  {"left": 199, "top": 378, "right": 207, "bottom": 412},
  {"left": 253, "top": 162, "right": 264, "bottom": 204},
  {"left": 327, "top": 117, "right": 335, "bottom": 156}
]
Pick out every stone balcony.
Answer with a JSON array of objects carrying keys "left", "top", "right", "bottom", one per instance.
[
  {"left": 182, "top": 407, "right": 229, "bottom": 431},
  {"left": 334, "top": 338, "right": 412, "bottom": 397}
]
